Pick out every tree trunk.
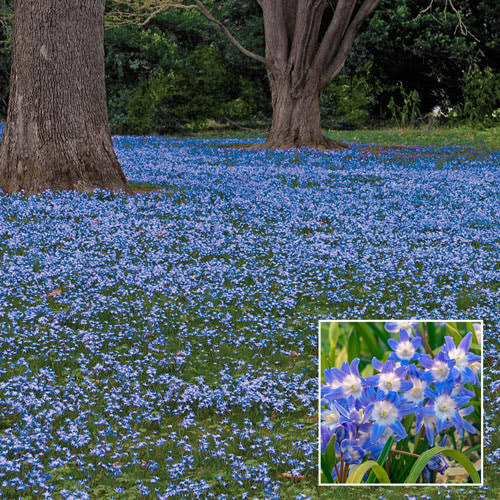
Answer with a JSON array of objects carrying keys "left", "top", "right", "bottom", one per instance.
[
  {"left": 262, "top": 76, "right": 343, "bottom": 150},
  {"left": 0, "top": 0, "right": 128, "bottom": 194}
]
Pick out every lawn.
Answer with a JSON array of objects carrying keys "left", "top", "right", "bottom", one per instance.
[
  {"left": 196, "top": 126, "right": 500, "bottom": 152},
  {"left": 0, "top": 131, "right": 498, "bottom": 499}
]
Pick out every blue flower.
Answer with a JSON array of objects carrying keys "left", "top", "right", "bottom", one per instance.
[
  {"left": 442, "top": 332, "right": 481, "bottom": 384},
  {"left": 387, "top": 328, "right": 422, "bottom": 364},
  {"left": 340, "top": 439, "right": 365, "bottom": 464},
  {"left": 419, "top": 350, "right": 457, "bottom": 384},
  {"left": 365, "top": 359, "right": 412, "bottom": 393},
  {"left": 384, "top": 321, "right": 420, "bottom": 336},
  {"left": 417, "top": 381, "right": 473, "bottom": 438},
  {"left": 360, "top": 388, "right": 415, "bottom": 442},
  {"left": 320, "top": 425, "right": 335, "bottom": 453},
  {"left": 402, "top": 364, "right": 427, "bottom": 404},
  {"left": 323, "top": 359, "right": 365, "bottom": 400},
  {"left": 321, "top": 406, "right": 342, "bottom": 431},
  {"left": 424, "top": 436, "right": 449, "bottom": 478},
  {"left": 332, "top": 395, "right": 374, "bottom": 426}
]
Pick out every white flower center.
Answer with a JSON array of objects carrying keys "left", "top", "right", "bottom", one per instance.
[
  {"left": 341, "top": 373, "right": 363, "bottom": 398},
  {"left": 431, "top": 360, "right": 449, "bottom": 382},
  {"left": 379, "top": 372, "right": 401, "bottom": 392},
  {"left": 372, "top": 400, "right": 399, "bottom": 425},
  {"left": 322, "top": 409, "right": 340, "bottom": 429},
  {"left": 349, "top": 446, "right": 361, "bottom": 461},
  {"left": 406, "top": 378, "right": 426, "bottom": 403},
  {"left": 435, "top": 395, "right": 457, "bottom": 420},
  {"left": 394, "top": 321, "right": 415, "bottom": 331},
  {"left": 447, "top": 347, "right": 468, "bottom": 370},
  {"left": 396, "top": 340, "right": 416, "bottom": 360}
]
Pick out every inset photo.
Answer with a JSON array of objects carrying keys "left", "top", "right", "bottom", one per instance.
[{"left": 319, "top": 320, "right": 482, "bottom": 486}]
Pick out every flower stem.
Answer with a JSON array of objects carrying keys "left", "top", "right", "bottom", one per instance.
[
  {"left": 389, "top": 449, "right": 420, "bottom": 458},
  {"left": 421, "top": 325, "right": 435, "bottom": 358},
  {"left": 339, "top": 452, "right": 347, "bottom": 483},
  {"left": 334, "top": 460, "right": 341, "bottom": 482},
  {"left": 414, "top": 427, "right": 425, "bottom": 452}
]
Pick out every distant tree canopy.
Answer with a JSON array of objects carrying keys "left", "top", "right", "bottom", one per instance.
[{"left": 0, "top": 0, "right": 499, "bottom": 132}]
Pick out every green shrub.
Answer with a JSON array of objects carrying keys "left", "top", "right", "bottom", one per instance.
[
  {"left": 127, "top": 44, "right": 256, "bottom": 134},
  {"left": 461, "top": 66, "right": 500, "bottom": 127},
  {"left": 127, "top": 79, "right": 156, "bottom": 135},
  {"left": 387, "top": 82, "right": 421, "bottom": 127},
  {"left": 221, "top": 77, "right": 257, "bottom": 121},
  {"left": 321, "top": 61, "right": 381, "bottom": 128}
]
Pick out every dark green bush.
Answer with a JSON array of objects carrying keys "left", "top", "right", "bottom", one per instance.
[
  {"left": 321, "top": 62, "right": 381, "bottom": 129},
  {"left": 461, "top": 66, "right": 500, "bottom": 126},
  {"left": 128, "top": 44, "right": 256, "bottom": 134},
  {"left": 386, "top": 82, "right": 421, "bottom": 127}
]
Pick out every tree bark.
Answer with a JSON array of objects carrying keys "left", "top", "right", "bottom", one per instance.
[
  {"left": 256, "top": 0, "right": 379, "bottom": 150},
  {"left": 261, "top": 75, "right": 342, "bottom": 150},
  {"left": 0, "top": 0, "right": 128, "bottom": 194}
]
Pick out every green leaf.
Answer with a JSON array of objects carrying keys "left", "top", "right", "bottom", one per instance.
[
  {"left": 323, "top": 433, "right": 337, "bottom": 475},
  {"left": 346, "top": 460, "right": 391, "bottom": 484},
  {"left": 367, "top": 435, "right": 395, "bottom": 483},
  {"left": 465, "top": 321, "right": 475, "bottom": 335},
  {"left": 328, "top": 344, "right": 336, "bottom": 370},
  {"left": 446, "top": 323, "right": 463, "bottom": 346},
  {"left": 321, "top": 454, "right": 335, "bottom": 483},
  {"left": 347, "top": 331, "right": 360, "bottom": 361},
  {"left": 328, "top": 322, "right": 340, "bottom": 347},
  {"left": 335, "top": 346, "right": 348, "bottom": 367},
  {"left": 404, "top": 447, "right": 480, "bottom": 484},
  {"left": 463, "top": 444, "right": 481, "bottom": 456},
  {"left": 354, "top": 323, "right": 382, "bottom": 358},
  {"left": 361, "top": 363, "right": 374, "bottom": 377},
  {"left": 320, "top": 351, "right": 327, "bottom": 370},
  {"left": 367, "top": 322, "right": 389, "bottom": 340},
  {"left": 427, "top": 322, "right": 437, "bottom": 349}
]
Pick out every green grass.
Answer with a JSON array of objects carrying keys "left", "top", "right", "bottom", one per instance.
[
  {"left": 326, "top": 125, "right": 500, "bottom": 151},
  {"left": 193, "top": 125, "right": 500, "bottom": 151}
]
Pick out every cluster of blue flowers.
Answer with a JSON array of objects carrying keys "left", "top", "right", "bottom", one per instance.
[
  {"left": 0, "top": 128, "right": 498, "bottom": 497},
  {"left": 321, "top": 324, "right": 481, "bottom": 482}
]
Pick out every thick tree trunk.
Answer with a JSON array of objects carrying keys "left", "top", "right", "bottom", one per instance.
[
  {"left": 0, "top": 0, "right": 128, "bottom": 194},
  {"left": 262, "top": 77, "right": 344, "bottom": 150}
]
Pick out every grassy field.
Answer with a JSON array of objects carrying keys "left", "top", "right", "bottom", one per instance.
[
  {"left": 326, "top": 126, "right": 500, "bottom": 151},
  {"left": 194, "top": 125, "right": 500, "bottom": 151},
  {"left": 0, "top": 129, "right": 498, "bottom": 499}
]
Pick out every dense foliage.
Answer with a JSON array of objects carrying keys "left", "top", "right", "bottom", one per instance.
[
  {"left": 0, "top": 0, "right": 499, "bottom": 132},
  {"left": 0, "top": 124, "right": 499, "bottom": 497}
]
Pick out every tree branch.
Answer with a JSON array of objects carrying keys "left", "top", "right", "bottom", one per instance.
[
  {"left": 191, "top": 0, "right": 270, "bottom": 68},
  {"left": 107, "top": 0, "right": 270, "bottom": 68},
  {"left": 141, "top": 3, "right": 196, "bottom": 26},
  {"left": 414, "top": 0, "right": 479, "bottom": 42},
  {"left": 312, "top": 0, "right": 356, "bottom": 78},
  {"left": 320, "top": 0, "right": 380, "bottom": 88},
  {"left": 259, "top": 0, "right": 289, "bottom": 72},
  {"left": 289, "top": 0, "right": 327, "bottom": 87}
]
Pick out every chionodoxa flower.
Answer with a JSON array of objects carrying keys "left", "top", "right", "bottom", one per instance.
[{"left": 321, "top": 326, "right": 480, "bottom": 483}]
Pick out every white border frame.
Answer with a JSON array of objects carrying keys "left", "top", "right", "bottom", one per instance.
[{"left": 317, "top": 319, "right": 484, "bottom": 487}]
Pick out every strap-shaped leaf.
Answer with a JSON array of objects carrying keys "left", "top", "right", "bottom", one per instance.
[
  {"left": 354, "top": 323, "right": 382, "bottom": 358},
  {"left": 404, "top": 446, "right": 480, "bottom": 483},
  {"left": 320, "top": 454, "right": 334, "bottom": 483},
  {"left": 366, "top": 435, "right": 395, "bottom": 483},
  {"left": 346, "top": 460, "right": 391, "bottom": 484},
  {"left": 446, "top": 324, "right": 463, "bottom": 346},
  {"left": 347, "top": 330, "right": 360, "bottom": 361},
  {"left": 323, "top": 433, "right": 337, "bottom": 475}
]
